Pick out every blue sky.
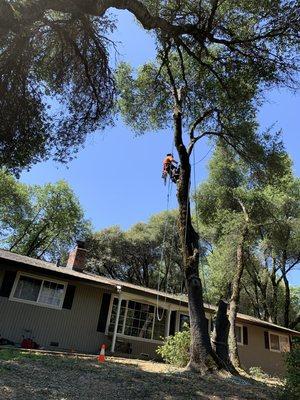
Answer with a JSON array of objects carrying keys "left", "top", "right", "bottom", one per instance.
[{"left": 20, "top": 11, "right": 300, "bottom": 285}]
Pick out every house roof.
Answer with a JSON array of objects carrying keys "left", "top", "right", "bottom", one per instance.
[{"left": 0, "top": 248, "right": 299, "bottom": 337}]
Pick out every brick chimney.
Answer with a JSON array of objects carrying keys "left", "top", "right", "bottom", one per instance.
[{"left": 66, "top": 240, "right": 87, "bottom": 272}]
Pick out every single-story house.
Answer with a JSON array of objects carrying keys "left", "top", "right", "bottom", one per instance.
[{"left": 0, "top": 243, "right": 299, "bottom": 377}]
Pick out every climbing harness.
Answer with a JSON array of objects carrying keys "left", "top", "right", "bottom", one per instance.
[{"left": 162, "top": 154, "right": 180, "bottom": 185}]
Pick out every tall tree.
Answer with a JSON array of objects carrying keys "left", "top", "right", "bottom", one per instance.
[
  {"left": 115, "top": 44, "right": 285, "bottom": 371},
  {"left": 255, "top": 173, "right": 300, "bottom": 326},
  {"left": 195, "top": 144, "right": 279, "bottom": 367}
]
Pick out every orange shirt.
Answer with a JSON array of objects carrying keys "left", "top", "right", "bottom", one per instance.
[{"left": 163, "top": 155, "right": 174, "bottom": 166}]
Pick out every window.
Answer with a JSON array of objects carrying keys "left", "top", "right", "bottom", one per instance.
[
  {"left": 179, "top": 314, "right": 190, "bottom": 331},
  {"left": 269, "top": 333, "right": 290, "bottom": 352},
  {"left": 108, "top": 298, "right": 166, "bottom": 342},
  {"left": 178, "top": 314, "right": 211, "bottom": 333},
  {"left": 235, "top": 325, "right": 243, "bottom": 345},
  {"left": 10, "top": 273, "right": 66, "bottom": 309}
]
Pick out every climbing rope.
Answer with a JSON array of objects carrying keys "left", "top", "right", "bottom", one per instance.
[
  {"left": 156, "top": 143, "right": 212, "bottom": 321},
  {"left": 192, "top": 148, "right": 209, "bottom": 302},
  {"left": 156, "top": 141, "right": 179, "bottom": 321}
]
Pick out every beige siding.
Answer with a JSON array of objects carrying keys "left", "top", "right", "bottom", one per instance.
[
  {"left": 0, "top": 265, "right": 291, "bottom": 375},
  {"left": 0, "top": 275, "right": 109, "bottom": 354},
  {"left": 114, "top": 336, "right": 160, "bottom": 359},
  {"left": 238, "top": 323, "right": 286, "bottom": 377}
]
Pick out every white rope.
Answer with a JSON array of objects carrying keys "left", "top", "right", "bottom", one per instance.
[
  {"left": 192, "top": 148, "right": 208, "bottom": 301},
  {"left": 156, "top": 175, "right": 173, "bottom": 321}
]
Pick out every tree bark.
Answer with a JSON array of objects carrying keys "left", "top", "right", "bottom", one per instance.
[
  {"left": 282, "top": 273, "right": 290, "bottom": 328},
  {"left": 228, "top": 220, "right": 248, "bottom": 368},
  {"left": 173, "top": 103, "right": 223, "bottom": 373},
  {"left": 270, "top": 263, "right": 278, "bottom": 324},
  {"left": 228, "top": 241, "right": 243, "bottom": 367},
  {"left": 212, "top": 300, "right": 235, "bottom": 373}
]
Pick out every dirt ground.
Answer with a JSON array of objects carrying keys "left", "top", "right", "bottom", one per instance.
[{"left": 0, "top": 348, "right": 282, "bottom": 400}]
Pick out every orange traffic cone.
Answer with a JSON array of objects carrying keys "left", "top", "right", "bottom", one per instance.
[{"left": 98, "top": 344, "right": 106, "bottom": 363}]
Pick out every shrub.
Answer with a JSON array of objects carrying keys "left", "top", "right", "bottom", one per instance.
[
  {"left": 282, "top": 346, "right": 300, "bottom": 400},
  {"left": 249, "top": 366, "right": 269, "bottom": 380},
  {"left": 156, "top": 325, "right": 190, "bottom": 367}
]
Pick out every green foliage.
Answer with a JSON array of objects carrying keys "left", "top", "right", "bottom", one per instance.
[
  {"left": 156, "top": 326, "right": 190, "bottom": 367},
  {"left": 0, "top": 169, "right": 90, "bottom": 261},
  {"left": 0, "top": 8, "right": 115, "bottom": 174},
  {"left": 282, "top": 346, "right": 300, "bottom": 400},
  {"left": 249, "top": 366, "right": 269, "bottom": 380},
  {"left": 1, "top": 1, "right": 299, "bottom": 173},
  {"left": 86, "top": 210, "right": 184, "bottom": 292}
]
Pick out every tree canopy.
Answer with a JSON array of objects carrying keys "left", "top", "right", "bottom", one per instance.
[
  {"left": 0, "top": 170, "right": 90, "bottom": 261},
  {"left": 1, "top": 0, "right": 299, "bottom": 173},
  {"left": 87, "top": 210, "right": 184, "bottom": 293}
]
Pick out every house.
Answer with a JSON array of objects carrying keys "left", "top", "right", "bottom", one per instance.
[{"left": 0, "top": 243, "right": 299, "bottom": 377}]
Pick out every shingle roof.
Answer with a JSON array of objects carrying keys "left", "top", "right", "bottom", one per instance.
[{"left": 0, "top": 248, "right": 299, "bottom": 337}]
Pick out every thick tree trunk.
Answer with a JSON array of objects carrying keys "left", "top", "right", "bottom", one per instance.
[
  {"left": 270, "top": 267, "right": 278, "bottom": 324},
  {"left": 283, "top": 273, "right": 290, "bottom": 327},
  {"left": 173, "top": 105, "right": 223, "bottom": 373},
  {"left": 228, "top": 224, "right": 248, "bottom": 368},
  {"left": 259, "top": 283, "right": 270, "bottom": 321},
  {"left": 212, "top": 300, "right": 235, "bottom": 373}
]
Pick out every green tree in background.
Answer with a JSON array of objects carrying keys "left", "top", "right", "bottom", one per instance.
[
  {"left": 0, "top": 170, "right": 90, "bottom": 262},
  {"left": 253, "top": 172, "right": 300, "bottom": 328},
  {"left": 87, "top": 210, "right": 184, "bottom": 293},
  {"left": 195, "top": 143, "right": 280, "bottom": 367},
  {"left": 195, "top": 147, "right": 300, "bottom": 365}
]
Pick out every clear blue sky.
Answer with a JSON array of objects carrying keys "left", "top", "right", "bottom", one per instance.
[{"left": 20, "top": 11, "right": 300, "bottom": 285}]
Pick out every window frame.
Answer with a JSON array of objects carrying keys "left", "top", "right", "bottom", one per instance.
[
  {"left": 106, "top": 296, "right": 167, "bottom": 344},
  {"left": 268, "top": 331, "right": 290, "bottom": 353},
  {"left": 9, "top": 271, "right": 67, "bottom": 310},
  {"left": 177, "top": 313, "right": 212, "bottom": 333},
  {"left": 235, "top": 324, "right": 244, "bottom": 346}
]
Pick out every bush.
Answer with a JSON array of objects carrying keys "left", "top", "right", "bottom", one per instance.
[
  {"left": 282, "top": 346, "right": 300, "bottom": 400},
  {"left": 156, "top": 325, "right": 190, "bottom": 367},
  {"left": 249, "top": 366, "right": 269, "bottom": 380}
]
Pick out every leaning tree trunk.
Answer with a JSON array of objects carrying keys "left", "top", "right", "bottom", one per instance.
[
  {"left": 228, "top": 224, "right": 248, "bottom": 368},
  {"left": 173, "top": 106, "right": 223, "bottom": 373}
]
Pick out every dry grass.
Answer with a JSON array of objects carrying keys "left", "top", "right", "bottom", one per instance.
[{"left": 0, "top": 348, "right": 282, "bottom": 400}]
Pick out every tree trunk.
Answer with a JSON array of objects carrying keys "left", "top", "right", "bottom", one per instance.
[
  {"left": 270, "top": 266, "right": 278, "bottom": 324},
  {"left": 212, "top": 300, "right": 235, "bottom": 373},
  {"left": 228, "top": 225, "right": 248, "bottom": 368},
  {"left": 259, "top": 283, "right": 270, "bottom": 321},
  {"left": 283, "top": 273, "right": 290, "bottom": 327},
  {"left": 173, "top": 105, "right": 222, "bottom": 373}
]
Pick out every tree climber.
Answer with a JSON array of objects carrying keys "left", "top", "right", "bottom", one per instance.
[{"left": 162, "top": 153, "right": 180, "bottom": 184}]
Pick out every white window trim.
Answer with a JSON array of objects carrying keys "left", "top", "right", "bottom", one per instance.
[
  {"left": 268, "top": 331, "right": 290, "bottom": 353},
  {"left": 105, "top": 296, "right": 167, "bottom": 344},
  {"left": 9, "top": 271, "right": 67, "bottom": 310},
  {"left": 235, "top": 324, "right": 243, "bottom": 346}
]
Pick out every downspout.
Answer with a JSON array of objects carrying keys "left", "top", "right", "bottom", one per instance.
[{"left": 111, "top": 285, "right": 122, "bottom": 353}]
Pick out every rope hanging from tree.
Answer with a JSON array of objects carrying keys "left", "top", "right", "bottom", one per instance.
[{"left": 156, "top": 144, "right": 213, "bottom": 321}]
